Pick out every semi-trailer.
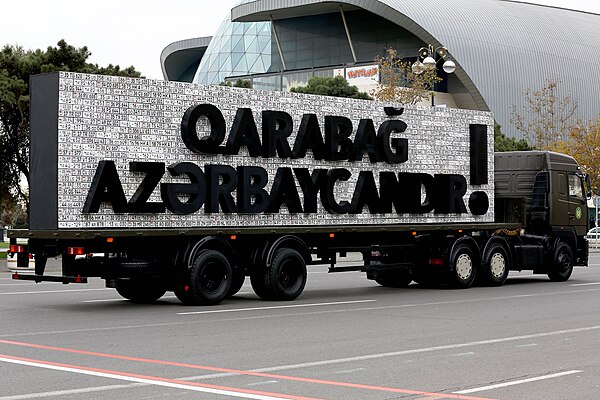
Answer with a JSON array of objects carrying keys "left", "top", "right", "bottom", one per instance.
[{"left": 9, "top": 72, "right": 590, "bottom": 305}]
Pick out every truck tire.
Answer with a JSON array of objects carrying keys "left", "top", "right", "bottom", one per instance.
[
  {"left": 480, "top": 242, "right": 510, "bottom": 286},
  {"left": 227, "top": 267, "right": 246, "bottom": 298},
  {"left": 548, "top": 242, "right": 574, "bottom": 282},
  {"left": 251, "top": 248, "right": 307, "bottom": 301},
  {"left": 374, "top": 270, "right": 413, "bottom": 288},
  {"left": 448, "top": 244, "right": 477, "bottom": 288},
  {"left": 115, "top": 280, "right": 166, "bottom": 303},
  {"left": 175, "top": 249, "right": 232, "bottom": 305}
]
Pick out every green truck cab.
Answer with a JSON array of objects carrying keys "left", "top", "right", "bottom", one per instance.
[{"left": 495, "top": 151, "right": 590, "bottom": 272}]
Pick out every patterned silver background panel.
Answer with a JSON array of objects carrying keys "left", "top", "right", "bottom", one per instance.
[{"left": 55, "top": 72, "right": 494, "bottom": 229}]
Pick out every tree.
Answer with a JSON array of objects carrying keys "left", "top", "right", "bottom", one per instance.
[
  {"left": 511, "top": 79, "right": 578, "bottom": 150},
  {"left": 494, "top": 123, "right": 532, "bottom": 152},
  {"left": 549, "top": 118, "right": 600, "bottom": 194},
  {"left": 370, "top": 48, "right": 441, "bottom": 105},
  {"left": 290, "top": 76, "right": 371, "bottom": 100},
  {"left": 220, "top": 79, "right": 252, "bottom": 88},
  {"left": 1, "top": 197, "right": 27, "bottom": 229},
  {"left": 0, "top": 40, "right": 143, "bottom": 214}
]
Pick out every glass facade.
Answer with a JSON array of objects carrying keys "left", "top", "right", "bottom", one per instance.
[
  {"left": 271, "top": 11, "right": 424, "bottom": 71},
  {"left": 192, "top": 0, "right": 272, "bottom": 85}
]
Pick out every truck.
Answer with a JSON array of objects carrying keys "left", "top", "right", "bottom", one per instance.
[{"left": 8, "top": 72, "right": 590, "bottom": 305}]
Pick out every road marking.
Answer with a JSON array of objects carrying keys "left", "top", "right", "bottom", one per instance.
[
  {"left": 452, "top": 352, "right": 475, "bottom": 357},
  {"left": 0, "top": 354, "right": 320, "bottom": 400},
  {"left": 177, "top": 300, "right": 376, "bottom": 315},
  {"left": 0, "top": 340, "right": 497, "bottom": 400},
  {"left": 247, "top": 381, "right": 279, "bottom": 387},
  {"left": 454, "top": 370, "right": 581, "bottom": 394},
  {"left": 570, "top": 282, "right": 600, "bottom": 286},
  {"left": 212, "top": 326, "right": 600, "bottom": 375},
  {"left": 83, "top": 291, "right": 253, "bottom": 303},
  {"left": 2, "top": 288, "right": 599, "bottom": 338},
  {"left": 0, "top": 383, "right": 144, "bottom": 399},
  {"left": 515, "top": 343, "right": 538, "bottom": 348},
  {"left": 0, "top": 288, "right": 111, "bottom": 296},
  {"left": 333, "top": 368, "right": 366, "bottom": 374}
]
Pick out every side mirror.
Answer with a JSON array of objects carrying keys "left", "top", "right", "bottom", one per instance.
[{"left": 585, "top": 174, "right": 592, "bottom": 199}]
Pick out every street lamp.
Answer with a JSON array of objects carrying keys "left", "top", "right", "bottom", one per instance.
[{"left": 411, "top": 45, "right": 456, "bottom": 106}]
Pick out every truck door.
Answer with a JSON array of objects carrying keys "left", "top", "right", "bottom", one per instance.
[
  {"left": 554, "top": 172, "right": 570, "bottom": 226},
  {"left": 567, "top": 173, "right": 587, "bottom": 236}
]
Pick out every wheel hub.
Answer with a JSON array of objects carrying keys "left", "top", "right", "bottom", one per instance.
[
  {"left": 490, "top": 252, "right": 506, "bottom": 278},
  {"left": 456, "top": 253, "right": 473, "bottom": 280}
]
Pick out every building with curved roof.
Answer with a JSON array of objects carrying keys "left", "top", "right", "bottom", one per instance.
[{"left": 161, "top": 0, "right": 600, "bottom": 139}]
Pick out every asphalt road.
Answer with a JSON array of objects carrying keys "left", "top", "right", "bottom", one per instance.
[{"left": 0, "top": 255, "right": 599, "bottom": 400}]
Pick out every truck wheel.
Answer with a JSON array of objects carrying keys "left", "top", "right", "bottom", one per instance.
[
  {"left": 250, "top": 271, "right": 270, "bottom": 300},
  {"left": 227, "top": 267, "right": 246, "bottom": 298},
  {"left": 448, "top": 244, "right": 477, "bottom": 288},
  {"left": 116, "top": 280, "right": 166, "bottom": 303},
  {"left": 480, "top": 243, "right": 510, "bottom": 286},
  {"left": 374, "top": 270, "right": 412, "bottom": 288},
  {"left": 251, "top": 248, "right": 307, "bottom": 301},
  {"left": 548, "top": 242, "right": 574, "bottom": 282},
  {"left": 176, "top": 250, "right": 232, "bottom": 306}
]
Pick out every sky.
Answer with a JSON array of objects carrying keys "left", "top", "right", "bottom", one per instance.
[{"left": 0, "top": 0, "right": 598, "bottom": 80}]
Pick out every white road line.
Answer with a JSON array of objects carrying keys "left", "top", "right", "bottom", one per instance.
[
  {"left": 82, "top": 292, "right": 254, "bottom": 303},
  {"left": 178, "top": 326, "right": 600, "bottom": 380},
  {"left": 177, "top": 300, "right": 376, "bottom": 315},
  {"left": 570, "top": 282, "right": 600, "bottom": 286},
  {"left": 454, "top": 370, "right": 582, "bottom": 394},
  {"left": 333, "top": 368, "right": 366, "bottom": 374},
  {"left": 515, "top": 343, "right": 538, "bottom": 348},
  {"left": 0, "top": 357, "right": 301, "bottom": 400},
  {"left": 0, "top": 288, "right": 111, "bottom": 296},
  {"left": 0, "top": 383, "right": 144, "bottom": 400},
  {"left": 246, "top": 381, "right": 279, "bottom": 387},
  {"left": 451, "top": 352, "right": 475, "bottom": 357},
  {"left": 3, "top": 288, "right": 599, "bottom": 339}
]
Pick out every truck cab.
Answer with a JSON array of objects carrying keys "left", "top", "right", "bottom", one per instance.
[{"left": 495, "top": 151, "right": 589, "bottom": 266}]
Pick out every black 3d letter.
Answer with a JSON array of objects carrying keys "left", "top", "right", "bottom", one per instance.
[
  {"left": 128, "top": 162, "right": 165, "bottom": 213},
  {"left": 160, "top": 162, "right": 207, "bottom": 215},
  {"left": 351, "top": 119, "right": 379, "bottom": 162},
  {"left": 292, "top": 114, "right": 326, "bottom": 160},
  {"left": 225, "top": 108, "right": 262, "bottom": 157},
  {"left": 320, "top": 168, "right": 352, "bottom": 214},
  {"left": 83, "top": 160, "right": 128, "bottom": 213},
  {"left": 377, "top": 120, "right": 408, "bottom": 164},
  {"left": 294, "top": 168, "right": 327, "bottom": 213},
  {"left": 181, "top": 104, "right": 226, "bottom": 154},
  {"left": 205, "top": 165, "right": 238, "bottom": 213},
  {"left": 262, "top": 110, "right": 293, "bottom": 158},
  {"left": 325, "top": 116, "right": 353, "bottom": 161},
  {"left": 396, "top": 173, "right": 435, "bottom": 214},
  {"left": 433, "top": 174, "right": 468, "bottom": 214},
  {"left": 267, "top": 167, "right": 303, "bottom": 213},
  {"left": 349, "top": 171, "right": 382, "bottom": 214},
  {"left": 237, "top": 166, "right": 270, "bottom": 213}
]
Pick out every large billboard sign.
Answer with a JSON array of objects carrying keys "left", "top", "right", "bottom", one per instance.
[{"left": 29, "top": 72, "right": 494, "bottom": 230}]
